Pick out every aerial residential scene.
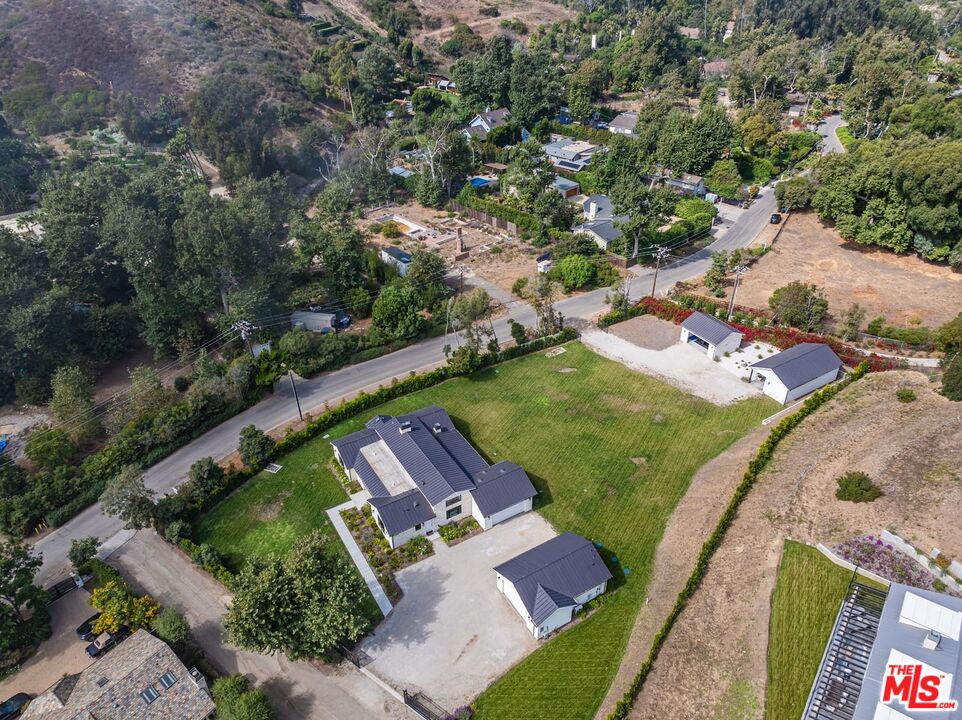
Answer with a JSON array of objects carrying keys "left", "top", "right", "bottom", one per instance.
[{"left": 1, "top": 1, "right": 962, "bottom": 719}]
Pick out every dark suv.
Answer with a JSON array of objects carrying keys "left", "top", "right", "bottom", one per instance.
[
  {"left": 75, "top": 612, "right": 102, "bottom": 642},
  {"left": 0, "top": 693, "right": 32, "bottom": 720}
]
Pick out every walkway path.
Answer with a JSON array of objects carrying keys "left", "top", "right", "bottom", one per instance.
[{"left": 327, "top": 501, "right": 394, "bottom": 617}]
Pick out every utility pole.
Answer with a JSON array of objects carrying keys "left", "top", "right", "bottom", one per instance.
[
  {"left": 727, "top": 264, "right": 748, "bottom": 320},
  {"left": 232, "top": 320, "right": 255, "bottom": 358},
  {"left": 288, "top": 369, "right": 303, "bottom": 422},
  {"left": 650, "top": 246, "right": 670, "bottom": 298}
]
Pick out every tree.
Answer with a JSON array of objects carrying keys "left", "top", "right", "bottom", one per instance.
[
  {"left": 768, "top": 281, "right": 829, "bottom": 331},
  {"left": 775, "top": 176, "right": 815, "bottom": 209},
  {"left": 225, "top": 530, "right": 370, "bottom": 660},
  {"left": 557, "top": 254, "right": 595, "bottom": 290},
  {"left": 508, "top": 48, "right": 563, "bottom": 127},
  {"left": 90, "top": 579, "right": 159, "bottom": 633},
  {"left": 100, "top": 464, "right": 156, "bottom": 530},
  {"left": 370, "top": 282, "right": 424, "bottom": 340},
  {"left": 704, "top": 250, "right": 731, "bottom": 297},
  {"left": 188, "top": 457, "right": 225, "bottom": 498},
  {"left": 936, "top": 312, "right": 962, "bottom": 352},
  {"left": 356, "top": 45, "right": 396, "bottom": 98},
  {"left": 404, "top": 250, "right": 447, "bottom": 309},
  {"left": 238, "top": 425, "right": 275, "bottom": 469},
  {"left": 151, "top": 607, "right": 193, "bottom": 654},
  {"left": 705, "top": 159, "right": 743, "bottom": 198},
  {"left": 841, "top": 303, "right": 867, "bottom": 341},
  {"left": 213, "top": 675, "right": 274, "bottom": 720},
  {"left": 509, "top": 319, "right": 528, "bottom": 346},
  {"left": 346, "top": 287, "right": 373, "bottom": 318},
  {"left": 526, "top": 275, "right": 563, "bottom": 336},
  {"left": 0, "top": 540, "right": 49, "bottom": 659},
  {"left": 25, "top": 424, "right": 74, "bottom": 469},
  {"left": 942, "top": 354, "right": 962, "bottom": 401},
  {"left": 68, "top": 537, "right": 100, "bottom": 574},
  {"left": 610, "top": 182, "right": 676, "bottom": 258},
  {"left": 49, "top": 365, "right": 100, "bottom": 442},
  {"left": 450, "top": 288, "right": 495, "bottom": 352}
]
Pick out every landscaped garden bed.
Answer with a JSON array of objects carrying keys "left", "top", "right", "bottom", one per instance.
[
  {"left": 833, "top": 535, "right": 954, "bottom": 593},
  {"left": 341, "top": 506, "right": 434, "bottom": 602},
  {"left": 438, "top": 517, "right": 482, "bottom": 546}
]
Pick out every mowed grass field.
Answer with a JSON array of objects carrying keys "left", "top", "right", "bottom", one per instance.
[
  {"left": 197, "top": 341, "right": 776, "bottom": 719},
  {"left": 767, "top": 541, "right": 887, "bottom": 720}
]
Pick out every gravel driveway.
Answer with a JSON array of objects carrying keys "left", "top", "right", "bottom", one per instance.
[{"left": 361, "top": 513, "right": 557, "bottom": 710}]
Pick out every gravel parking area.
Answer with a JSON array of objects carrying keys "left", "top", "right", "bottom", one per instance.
[
  {"left": 0, "top": 589, "right": 94, "bottom": 699},
  {"left": 581, "top": 332, "right": 764, "bottom": 405},
  {"left": 608, "top": 315, "right": 680, "bottom": 351},
  {"left": 361, "top": 513, "right": 557, "bottom": 710}
]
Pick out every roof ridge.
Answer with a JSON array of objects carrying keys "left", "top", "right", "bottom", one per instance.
[{"left": 506, "top": 535, "right": 592, "bottom": 583}]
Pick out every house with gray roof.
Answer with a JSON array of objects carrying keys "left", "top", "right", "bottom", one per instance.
[
  {"left": 573, "top": 194, "right": 628, "bottom": 251},
  {"left": 680, "top": 311, "right": 743, "bottom": 360},
  {"left": 542, "top": 135, "right": 600, "bottom": 173},
  {"left": 23, "top": 630, "right": 214, "bottom": 720},
  {"left": 804, "top": 582, "right": 962, "bottom": 720},
  {"left": 462, "top": 108, "right": 511, "bottom": 140},
  {"left": 749, "top": 342, "right": 842, "bottom": 404},
  {"left": 494, "top": 532, "right": 612, "bottom": 638},
  {"left": 331, "top": 406, "right": 537, "bottom": 548},
  {"left": 608, "top": 111, "right": 639, "bottom": 136},
  {"left": 380, "top": 246, "right": 412, "bottom": 277}
]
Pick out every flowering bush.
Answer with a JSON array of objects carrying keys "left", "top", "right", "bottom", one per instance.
[{"left": 833, "top": 535, "right": 953, "bottom": 593}]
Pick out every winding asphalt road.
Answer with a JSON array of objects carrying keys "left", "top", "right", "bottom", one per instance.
[{"left": 32, "top": 183, "right": 779, "bottom": 586}]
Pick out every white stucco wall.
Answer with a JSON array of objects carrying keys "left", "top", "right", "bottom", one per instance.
[
  {"left": 757, "top": 367, "right": 839, "bottom": 404},
  {"left": 371, "top": 507, "right": 438, "bottom": 549},
  {"left": 783, "top": 367, "right": 839, "bottom": 403},
  {"left": 497, "top": 576, "right": 609, "bottom": 639},
  {"left": 473, "top": 497, "right": 533, "bottom": 531}
]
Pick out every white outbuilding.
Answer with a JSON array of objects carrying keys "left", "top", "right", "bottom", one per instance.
[
  {"left": 494, "top": 532, "right": 612, "bottom": 639},
  {"left": 680, "top": 311, "right": 744, "bottom": 360},
  {"left": 749, "top": 342, "right": 843, "bottom": 404}
]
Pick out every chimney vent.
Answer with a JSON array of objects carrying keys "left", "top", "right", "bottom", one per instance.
[
  {"left": 399, "top": 421, "right": 412, "bottom": 434},
  {"left": 923, "top": 631, "right": 942, "bottom": 650},
  {"left": 433, "top": 422, "right": 443, "bottom": 434}
]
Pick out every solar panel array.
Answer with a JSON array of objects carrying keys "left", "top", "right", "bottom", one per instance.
[{"left": 803, "top": 582, "right": 888, "bottom": 720}]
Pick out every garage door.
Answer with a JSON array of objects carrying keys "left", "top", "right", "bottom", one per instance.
[{"left": 486, "top": 500, "right": 531, "bottom": 528}]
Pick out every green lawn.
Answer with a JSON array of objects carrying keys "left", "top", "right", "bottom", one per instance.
[
  {"left": 767, "top": 541, "right": 886, "bottom": 720},
  {"left": 197, "top": 342, "right": 776, "bottom": 719}
]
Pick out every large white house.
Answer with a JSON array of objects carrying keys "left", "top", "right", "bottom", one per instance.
[
  {"left": 749, "top": 342, "right": 843, "bottom": 404},
  {"left": 494, "top": 532, "right": 612, "bottom": 639},
  {"left": 331, "top": 406, "right": 538, "bottom": 548}
]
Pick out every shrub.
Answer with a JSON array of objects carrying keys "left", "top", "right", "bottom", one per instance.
[
  {"left": 380, "top": 220, "right": 401, "bottom": 238},
  {"left": 835, "top": 471, "right": 884, "bottom": 503},
  {"left": 935, "top": 553, "right": 952, "bottom": 571},
  {"left": 164, "top": 520, "right": 190, "bottom": 543},
  {"left": 173, "top": 375, "right": 190, "bottom": 392},
  {"left": 895, "top": 388, "right": 916, "bottom": 403},
  {"left": 238, "top": 425, "right": 274, "bottom": 469},
  {"left": 150, "top": 607, "right": 192, "bottom": 653},
  {"left": 509, "top": 320, "right": 528, "bottom": 345},
  {"left": 511, "top": 277, "right": 529, "bottom": 296},
  {"left": 943, "top": 355, "right": 962, "bottom": 401},
  {"left": 68, "top": 536, "right": 100, "bottom": 574}
]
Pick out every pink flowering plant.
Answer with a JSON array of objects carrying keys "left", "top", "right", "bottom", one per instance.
[{"left": 834, "top": 535, "right": 956, "bottom": 594}]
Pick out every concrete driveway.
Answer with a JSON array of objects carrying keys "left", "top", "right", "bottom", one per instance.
[
  {"left": 0, "top": 589, "right": 94, "bottom": 700},
  {"left": 361, "top": 513, "right": 556, "bottom": 710}
]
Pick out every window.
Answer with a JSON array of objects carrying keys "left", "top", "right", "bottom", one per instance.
[
  {"left": 414, "top": 523, "right": 422, "bottom": 531},
  {"left": 445, "top": 495, "right": 462, "bottom": 507},
  {"left": 446, "top": 506, "right": 461, "bottom": 520},
  {"left": 141, "top": 686, "right": 160, "bottom": 704},
  {"left": 159, "top": 671, "right": 177, "bottom": 689}
]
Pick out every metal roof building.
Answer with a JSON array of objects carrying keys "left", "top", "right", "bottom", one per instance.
[
  {"left": 680, "top": 311, "right": 744, "bottom": 360},
  {"left": 749, "top": 342, "right": 843, "bottom": 404}
]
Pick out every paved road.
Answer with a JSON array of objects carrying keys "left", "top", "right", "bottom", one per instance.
[
  {"left": 111, "top": 532, "right": 408, "bottom": 720},
  {"left": 817, "top": 113, "right": 848, "bottom": 155},
  {"left": 33, "top": 186, "right": 777, "bottom": 586}
]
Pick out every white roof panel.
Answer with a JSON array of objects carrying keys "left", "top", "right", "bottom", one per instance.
[
  {"left": 872, "top": 703, "right": 914, "bottom": 720},
  {"left": 899, "top": 591, "right": 962, "bottom": 641}
]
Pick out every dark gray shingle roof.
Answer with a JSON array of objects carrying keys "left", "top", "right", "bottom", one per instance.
[
  {"left": 750, "top": 342, "right": 842, "bottom": 390},
  {"left": 368, "top": 488, "right": 436, "bottom": 535},
  {"left": 681, "top": 311, "right": 741, "bottom": 346},
  {"left": 472, "top": 461, "right": 538, "bottom": 517},
  {"left": 494, "top": 532, "right": 612, "bottom": 625}
]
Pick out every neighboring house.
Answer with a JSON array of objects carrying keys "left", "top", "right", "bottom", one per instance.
[
  {"left": 607, "top": 112, "right": 639, "bottom": 136},
  {"left": 494, "top": 532, "right": 612, "bottom": 639},
  {"left": 23, "top": 630, "right": 215, "bottom": 720},
  {"left": 572, "top": 194, "right": 627, "bottom": 251},
  {"left": 331, "top": 406, "right": 537, "bottom": 548},
  {"left": 388, "top": 165, "right": 415, "bottom": 179},
  {"left": 680, "top": 311, "right": 743, "bottom": 360},
  {"left": 551, "top": 175, "right": 580, "bottom": 199},
  {"left": 666, "top": 173, "right": 706, "bottom": 197},
  {"left": 678, "top": 25, "right": 701, "bottom": 39},
  {"left": 380, "top": 246, "right": 412, "bottom": 277},
  {"left": 291, "top": 310, "right": 336, "bottom": 333},
  {"left": 787, "top": 104, "right": 805, "bottom": 119},
  {"left": 723, "top": 20, "right": 735, "bottom": 41},
  {"left": 462, "top": 108, "right": 511, "bottom": 140},
  {"left": 542, "top": 135, "right": 601, "bottom": 173},
  {"left": 804, "top": 582, "right": 962, "bottom": 720},
  {"left": 438, "top": 79, "right": 457, "bottom": 93},
  {"left": 702, "top": 59, "right": 731, "bottom": 78},
  {"left": 749, "top": 342, "right": 843, "bottom": 404},
  {"left": 483, "top": 162, "right": 509, "bottom": 175}
]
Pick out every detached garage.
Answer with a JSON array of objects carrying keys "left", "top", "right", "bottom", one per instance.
[
  {"left": 471, "top": 461, "right": 538, "bottom": 531},
  {"left": 749, "top": 342, "right": 843, "bottom": 404},
  {"left": 680, "top": 311, "right": 743, "bottom": 360}
]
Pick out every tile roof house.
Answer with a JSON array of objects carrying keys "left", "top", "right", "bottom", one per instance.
[
  {"left": 462, "top": 108, "right": 511, "bottom": 140},
  {"left": 331, "top": 406, "right": 538, "bottom": 548},
  {"left": 680, "top": 311, "right": 743, "bottom": 360},
  {"left": 494, "top": 532, "right": 612, "bottom": 639},
  {"left": 749, "top": 342, "right": 843, "bottom": 404},
  {"left": 607, "top": 111, "right": 639, "bottom": 136},
  {"left": 573, "top": 194, "right": 628, "bottom": 251},
  {"left": 23, "top": 630, "right": 215, "bottom": 720}
]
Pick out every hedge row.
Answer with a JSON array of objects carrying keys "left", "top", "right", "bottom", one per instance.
[{"left": 606, "top": 361, "right": 870, "bottom": 720}]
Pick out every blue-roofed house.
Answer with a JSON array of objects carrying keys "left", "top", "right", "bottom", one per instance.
[
  {"left": 494, "top": 532, "right": 612, "bottom": 638},
  {"left": 331, "top": 406, "right": 538, "bottom": 548}
]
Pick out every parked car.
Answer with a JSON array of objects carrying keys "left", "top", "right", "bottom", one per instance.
[
  {"left": 75, "top": 612, "right": 102, "bottom": 641},
  {"left": 85, "top": 626, "right": 129, "bottom": 658},
  {"left": 770, "top": 213, "right": 782, "bottom": 224},
  {"left": 0, "top": 693, "right": 32, "bottom": 720}
]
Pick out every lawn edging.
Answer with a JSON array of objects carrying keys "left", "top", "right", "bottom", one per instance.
[{"left": 605, "top": 361, "right": 870, "bottom": 720}]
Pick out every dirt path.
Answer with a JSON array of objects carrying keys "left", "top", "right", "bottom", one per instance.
[
  {"left": 630, "top": 370, "right": 962, "bottom": 719},
  {"left": 595, "top": 427, "right": 772, "bottom": 719}
]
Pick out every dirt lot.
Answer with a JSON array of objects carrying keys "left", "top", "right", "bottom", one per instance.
[
  {"left": 631, "top": 370, "right": 962, "bottom": 719},
  {"left": 608, "top": 315, "right": 683, "bottom": 351},
  {"left": 710, "top": 212, "right": 962, "bottom": 328}
]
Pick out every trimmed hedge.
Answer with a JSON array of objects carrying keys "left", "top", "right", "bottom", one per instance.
[{"left": 606, "top": 361, "right": 870, "bottom": 720}]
